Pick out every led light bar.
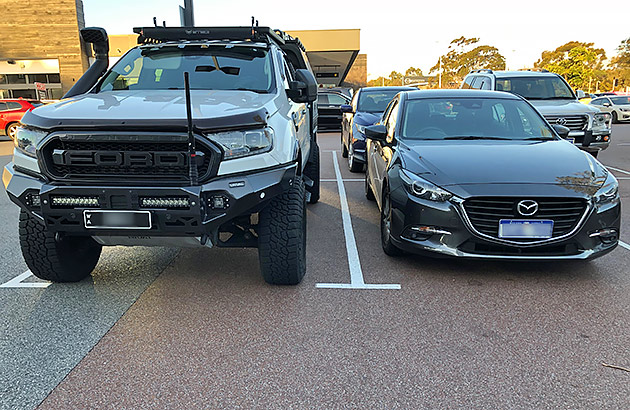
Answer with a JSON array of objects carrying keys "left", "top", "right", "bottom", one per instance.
[
  {"left": 139, "top": 197, "right": 190, "bottom": 208},
  {"left": 51, "top": 196, "right": 100, "bottom": 207}
]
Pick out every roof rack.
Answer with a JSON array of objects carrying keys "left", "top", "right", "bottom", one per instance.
[
  {"left": 470, "top": 69, "right": 494, "bottom": 74},
  {"left": 133, "top": 26, "right": 287, "bottom": 46},
  {"left": 519, "top": 68, "right": 550, "bottom": 73}
]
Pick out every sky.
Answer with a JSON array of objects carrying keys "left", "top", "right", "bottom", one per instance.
[{"left": 82, "top": 0, "right": 629, "bottom": 80}]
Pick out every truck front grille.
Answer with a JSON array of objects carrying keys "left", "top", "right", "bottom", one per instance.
[
  {"left": 40, "top": 133, "right": 220, "bottom": 184},
  {"left": 462, "top": 197, "right": 588, "bottom": 242}
]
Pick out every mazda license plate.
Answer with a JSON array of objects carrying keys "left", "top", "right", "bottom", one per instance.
[
  {"left": 84, "top": 210, "right": 152, "bottom": 229},
  {"left": 498, "top": 219, "right": 553, "bottom": 239}
]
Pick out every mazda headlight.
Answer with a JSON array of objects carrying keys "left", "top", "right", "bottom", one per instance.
[
  {"left": 594, "top": 172, "right": 619, "bottom": 206},
  {"left": 399, "top": 169, "right": 453, "bottom": 202},
  {"left": 14, "top": 126, "right": 47, "bottom": 158},
  {"left": 620, "top": 108, "right": 630, "bottom": 112},
  {"left": 592, "top": 112, "right": 611, "bottom": 131},
  {"left": 207, "top": 127, "right": 273, "bottom": 160}
]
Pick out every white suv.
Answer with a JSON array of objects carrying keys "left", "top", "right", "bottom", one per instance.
[{"left": 462, "top": 70, "right": 611, "bottom": 157}]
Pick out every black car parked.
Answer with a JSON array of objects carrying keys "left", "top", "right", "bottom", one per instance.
[
  {"left": 317, "top": 90, "right": 351, "bottom": 131},
  {"left": 341, "top": 86, "right": 414, "bottom": 172},
  {"left": 365, "top": 89, "right": 620, "bottom": 260}
]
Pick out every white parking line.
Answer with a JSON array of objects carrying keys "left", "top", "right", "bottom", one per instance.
[
  {"left": 317, "top": 151, "right": 401, "bottom": 290},
  {"left": 0, "top": 270, "right": 51, "bottom": 288},
  {"left": 619, "top": 241, "right": 630, "bottom": 251},
  {"left": 606, "top": 165, "right": 630, "bottom": 175}
]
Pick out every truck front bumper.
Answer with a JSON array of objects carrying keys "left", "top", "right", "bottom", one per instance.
[{"left": 3, "top": 162, "right": 298, "bottom": 247}]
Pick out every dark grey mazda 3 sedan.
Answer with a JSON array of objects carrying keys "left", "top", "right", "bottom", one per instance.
[{"left": 365, "top": 90, "right": 620, "bottom": 259}]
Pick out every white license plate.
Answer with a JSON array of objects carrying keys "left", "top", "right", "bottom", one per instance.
[
  {"left": 84, "top": 210, "right": 152, "bottom": 229},
  {"left": 499, "top": 219, "right": 553, "bottom": 239}
]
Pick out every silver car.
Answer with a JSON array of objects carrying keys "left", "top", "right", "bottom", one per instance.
[{"left": 590, "top": 95, "right": 630, "bottom": 123}]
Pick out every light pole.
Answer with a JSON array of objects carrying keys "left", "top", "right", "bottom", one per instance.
[{"left": 438, "top": 55, "right": 442, "bottom": 89}]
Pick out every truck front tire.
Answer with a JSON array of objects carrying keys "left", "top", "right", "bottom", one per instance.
[
  {"left": 19, "top": 210, "right": 102, "bottom": 282},
  {"left": 258, "top": 177, "right": 307, "bottom": 285}
]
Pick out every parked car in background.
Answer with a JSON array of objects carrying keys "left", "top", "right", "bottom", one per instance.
[
  {"left": 364, "top": 89, "right": 619, "bottom": 260},
  {"left": 340, "top": 86, "right": 414, "bottom": 172},
  {"left": 0, "top": 99, "right": 42, "bottom": 140},
  {"left": 317, "top": 90, "right": 351, "bottom": 131},
  {"left": 590, "top": 95, "right": 630, "bottom": 123},
  {"left": 462, "top": 70, "right": 611, "bottom": 157}
]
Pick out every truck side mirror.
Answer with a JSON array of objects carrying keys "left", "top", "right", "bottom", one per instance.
[
  {"left": 576, "top": 90, "right": 586, "bottom": 99},
  {"left": 287, "top": 69, "right": 318, "bottom": 103},
  {"left": 340, "top": 104, "right": 353, "bottom": 113}
]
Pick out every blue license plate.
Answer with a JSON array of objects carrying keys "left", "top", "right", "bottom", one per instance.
[{"left": 498, "top": 219, "right": 553, "bottom": 239}]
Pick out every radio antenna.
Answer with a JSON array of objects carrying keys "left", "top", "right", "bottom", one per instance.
[{"left": 183, "top": 72, "right": 198, "bottom": 186}]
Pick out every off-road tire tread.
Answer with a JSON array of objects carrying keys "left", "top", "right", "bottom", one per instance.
[
  {"left": 304, "top": 142, "right": 320, "bottom": 204},
  {"left": 19, "top": 211, "right": 101, "bottom": 282},
  {"left": 258, "top": 178, "right": 306, "bottom": 285}
]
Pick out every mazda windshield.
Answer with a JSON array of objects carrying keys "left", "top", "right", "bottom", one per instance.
[
  {"left": 400, "top": 97, "right": 556, "bottom": 141},
  {"left": 98, "top": 45, "right": 274, "bottom": 93},
  {"left": 495, "top": 77, "right": 574, "bottom": 100}
]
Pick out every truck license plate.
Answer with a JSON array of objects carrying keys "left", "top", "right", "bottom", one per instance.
[{"left": 84, "top": 210, "right": 152, "bottom": 229}]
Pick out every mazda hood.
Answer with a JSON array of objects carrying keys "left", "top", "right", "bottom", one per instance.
[{"left": 400, "top": 140, "right": 607, "bottom": 198}]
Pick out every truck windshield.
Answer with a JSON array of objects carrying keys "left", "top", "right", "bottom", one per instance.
[
  {"left": 495, "top": 77, "right": 574, "bottom": 100},
  {"left": 99, "top": 46, "right": 274, "bottom": 93},
  {"left": 400, "top": 98, "right": 555, "bottom": 141}
]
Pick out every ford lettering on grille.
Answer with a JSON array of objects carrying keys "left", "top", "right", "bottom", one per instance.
[{"left": 52, "top": 149, "right": 187, "bottom": 167}]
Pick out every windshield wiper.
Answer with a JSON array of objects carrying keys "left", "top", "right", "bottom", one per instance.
[
  {"left": 443, "top": 136, "right": 510, "bottom": 140},
  {"left": 523, "top": 136, "right": 555, "bottom": 140},
  {"left": 234, "top": 88, "right": 267, "bottom": 93}
]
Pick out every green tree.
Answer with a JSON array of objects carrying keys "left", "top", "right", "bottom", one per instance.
[
  {"left": 430, "top": 37, "right": 505, "bottom": 88},
  {"left": 405, "top": 67, "right": 423, "bottom": 77},
  {"left": 534, "top": 42, "right": 606, "bottom": 90},
  {"left": 609, "top": 38, "right": 630, "bottom": 91}
]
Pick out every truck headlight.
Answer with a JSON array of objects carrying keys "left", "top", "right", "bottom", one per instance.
[
  {"left": 14, "top": 126, "right": 47, "bottom": 158},
  {"left": 206, "top": 127, "right": 273, "bottom": 160},
  {"left": 592, "top": 112, "right": 611, "bottom": 131},
  {"left": 594, "top": 172, "right": 619, "bottom": 206},
  {"left": 399, "top": 168, "right": 453, "bottom": 202}
]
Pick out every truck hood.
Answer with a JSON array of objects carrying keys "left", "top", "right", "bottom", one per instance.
[
  {"left": 400, "top": 139, "right": 606, "bottom": 198},
  {"left": 527, "top": 99, "right": 600, "bottom": 116},
  {"left": 22, "top": 90, "right": 279, "bottom": 131}
]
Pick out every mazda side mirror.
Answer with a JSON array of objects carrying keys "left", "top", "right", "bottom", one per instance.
[
  {"left": 576, "top": 90, "right": 586, "bottom": 99},
  {"left": 602, "top": 102, "right": 612, "bottom": 107},
  {"left": 551, "top": 124, "right": 570, "bottom": 138},
  {"left": 365, "top": 124, "right": 387, "bottom": 141},
  {"left": 340, "top": 104, "right": 353, "bottom": 113}
]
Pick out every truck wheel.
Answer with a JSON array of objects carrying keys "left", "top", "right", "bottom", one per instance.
[
  {"left": 304, "top": 142, "right": 320, "bottom": 204},
  {"left": 19, "top": 210, "right": 102, "bottom": 282},
  {"left": 258, "top": 177, "right": 307, "bottom": 285}
]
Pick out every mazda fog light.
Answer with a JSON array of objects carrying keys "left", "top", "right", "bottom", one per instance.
[
  {"left": 207, "top": 127, "right": 273, "bottom": 160},
  {"left": 594, "top": 172, "right": 619, "bottom": 207},
  {"left": 399, "top": 169, "right": 453, "bottom": 202},
  {"left": 592, "top": 112, "right": 611, "bottom": 131},
  {"left": 14, "top": 126, "right": 47, "bottom": 158}
]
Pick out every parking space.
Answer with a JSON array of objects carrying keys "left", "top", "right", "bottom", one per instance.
[{"left": 1, "top": 128, "right": 630, "bottom": 408}]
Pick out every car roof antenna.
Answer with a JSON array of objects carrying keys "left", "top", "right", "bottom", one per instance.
[{"left": 183, "top": 72, "right": 198, "bottom": 186}]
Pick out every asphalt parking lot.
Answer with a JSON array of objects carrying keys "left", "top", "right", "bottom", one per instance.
[{"left": 1, "top": 126, "right": 630, "bottom": 409}]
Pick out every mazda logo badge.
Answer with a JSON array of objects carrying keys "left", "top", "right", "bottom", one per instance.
[
  {"left": 555, "top": 118, "right": 567, "bottom": 126},
  {"left": 517, "top": 200, "right": 539, "bottom": 216}
]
